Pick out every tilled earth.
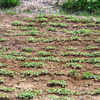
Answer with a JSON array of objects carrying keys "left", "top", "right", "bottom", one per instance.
[{"left": 0, "top": 14, "right": 100, "bottom": 100}]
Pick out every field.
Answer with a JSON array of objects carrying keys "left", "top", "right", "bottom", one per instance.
[{"left": 0, "top": 13, "right": 100, "bottom": 100}]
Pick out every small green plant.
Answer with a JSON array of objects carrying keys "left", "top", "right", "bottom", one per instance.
[
  {"left": 61, "top": 51, "right": 100, "bottom": 57},
  {"left": 67, "top": 36, "right": 81, "bottom": 41},
  {"left": 8, "top": 51, "right": 31, "bottom": 56},
  {"left": 18, "top": 78, "right": 26, "bottom": 82},
  {"left": 46, "top": 27, "right": 57, "bottom": 32},
  {"left": 48, "top": 80, "right": 66, "bottom": 87},
  {"left": 64, "top": 63, "right": 82, "bottom": 69},
  {"left": 48, "top": 22, "right": 66, "bottom": 27},
  {"left": 65, "top": 47, "right": 77, "bottom": 51},
  {"left": 17, "top": 91, "right": 36, "bottom": 99},
  {"left": 70, "top": 58, "right": 84, "bottom": 63},
  {"left": 83, "top": 46, "right": 99, "bottom": 50},
  {"left": 53, "top": 18, "right": 61, "bottom": 21},
  {"left": 66, "top": 18, "right": 81, "bottom": 22},
  {"left": 72, "top": 24, "right": 78, "bottom": 28},
  {"left": 0, "top": 78, "right": 5, "bottom": 83},
  {"left": 83, "top": 38, "right": 91, "bottom": 41},
  {"left": 93, "top": 33, "right": 100, "bottom": 36},
  {"left": 0, "top": 93, "right": 10, "bottom": 99},
  {"left": 73, "top": 91, "right": 81, "bottom": 96},
  {"left": 48, "top": 95, "right": 75, "bottom": 100},
  {"left": 20, "top": 62, "right": 45, "bottom": 68},
  {"left": 36, "top": 18, "right": 48, "bottom": 23},
  {"left": 45, "top": 46, "right": 56, "bottom": 50},
  {"left": 87, "top": 58, "right": 100, "bottom": 64},
  {"left": 0, "top": 86, "right": 15, "bottom": 91},
  {"left": 82, "top": 72, "right": 96, "bottom": 79},
  {"left": 46, "top": 88, "right": 72, "bottom": 95},
  {"left": 95, "top": 63, "right": 100, "bottom": 67},
  {"left": 36, "top": 51, "right": 52, "bottom": 56},
  {"left": 61, "top": 51, "right": 80, "bottom": 56},
  {"left": 22, "top": 17, "right": 32, "bottom": 21},
  {"left": 17, "top": 89, "right": 42, "bottom": 99},
  {"left": 27, "top": 37, "right": 36, "bottom": 43},
  {"left": 7, "top": 10, "right": 16, "bottom": 15},
  {"left": 12, "top": 21, "right": 23, "bottom": 26},
  {"left": 18, "top": 27, "right": 35, "bottom": 30},
  {"left": 83, "top": 18, "right": 92, "bottom": 23},
  {"left": 32, "top": 56, "right": 60, "bottom": 62},
  {"left": 68, "top": 69, "right": 76, "bottom": 77},
  {"left": 66, "top": 29, "right": 92, "bottom": 36},
  {"left": 0, "top": 38, "right": 5, "bottom": 42},
  {"left": 15, "top": 56, "right": 27, "bottom": 61},
  {"left": 0, "top": 62, "right": 7, "bottom": 67},
  {"left": 87, "top": 23, "right": 95, "bottom": 27},
  {"left": 22, "top": 47, "right": 33, "bottom": 52},
  {"left": 41, "top": 22, "right": 46, "bottom": 26},
  {"left": 96, "top": 18, "right": 100, "bottom": 23},
  {"left": 27, "top": 22, "right": 34, "bottom": 26},
  {"left": 20, "top": 70, "right": 50, "bottom": 77},
  {"left": 94, "top": 38, "right": 100, "bottom": 43},
  {"left": 42, "top": 38, "right": 54, "bottom": 43},
  {"left": 0, "top": 68, "right": 15, "bottom": 76}
]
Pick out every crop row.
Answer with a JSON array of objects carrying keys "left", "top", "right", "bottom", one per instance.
[
  {"left": 20, "top": 61, "right": 45, "bottom": 68},
  {"left": 1, "top": 86, "right": 100, "bottom": 99},
  {"left": 61, "top": 51, "right": 100, "bottom": 57},
  {"left": 68, "top": 70, "right": 100, "bottom": 81},
  {"left": 27, "top": 37, "right": 100, "bottom": 43},
  {"left": 0, "top": 88, "right": 42, "bottom": 99},
  {"left": 22, "top": 15, "right": 100, "bottom": 24}
]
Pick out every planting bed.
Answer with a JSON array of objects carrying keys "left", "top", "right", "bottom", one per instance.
[{"left": 0, "top": 13, "right": 100, "bottom": 100}]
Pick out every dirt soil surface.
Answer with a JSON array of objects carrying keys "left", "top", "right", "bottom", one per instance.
[{"left": 0, "top": 13, "right": 100, "bottom": 100}]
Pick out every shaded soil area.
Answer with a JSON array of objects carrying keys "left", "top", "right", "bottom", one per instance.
[{"left": 0, "top": 13, "right": 100, "bottom": 100}]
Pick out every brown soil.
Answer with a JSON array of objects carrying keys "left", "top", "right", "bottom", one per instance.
[{"left": 0, "top": 13, "right": 100, "bottom": 100}]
